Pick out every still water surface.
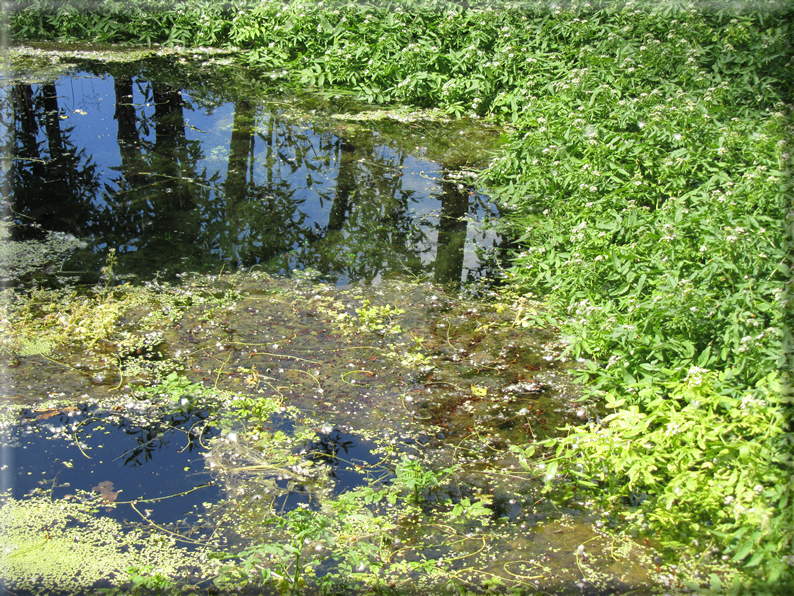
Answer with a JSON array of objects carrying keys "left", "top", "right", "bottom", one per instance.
[
  {"left": 4, "top": 51, "right": 504, "bottom": 286},
  {"left": 1, "top": 49, "right": 507, "bottom": 537}
]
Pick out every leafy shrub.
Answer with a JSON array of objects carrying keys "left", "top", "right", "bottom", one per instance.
[{"left": 480, "top": 2, "right": 793, "bottom": 591}]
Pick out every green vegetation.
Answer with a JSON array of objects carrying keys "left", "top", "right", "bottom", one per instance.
[
  {"left": 0, "top": 490, "right": 204, "bottom": 593},
  {"left": 7, "top": 0, "right": 793, "bottom": 593}
]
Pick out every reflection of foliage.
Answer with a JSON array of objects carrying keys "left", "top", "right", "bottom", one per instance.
[
  {"left": 5, "top": 48, "right": 499, "bottom": 286},
  {"left": 9, "top": 82, "right": 101, "bottom": 242},
  {"left": 306, "top": 429, "right": 353, "bottom": 469},
  {"left": 113, "top": 408, "right": 213, "bottom": 468}
]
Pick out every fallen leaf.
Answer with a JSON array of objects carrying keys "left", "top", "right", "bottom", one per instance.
[
  {"left": 92, "top": 480, "right": 120, "bottom": 503},
  {"left": 471, "top": 384, "right": 488, "bottom": 397}
]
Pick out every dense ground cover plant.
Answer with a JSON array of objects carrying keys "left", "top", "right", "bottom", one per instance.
[
  {"left": 9, "top": 0, "right": 793, "bottom": 592},
  {"left": 474, "top": 4, "right": 793, "bottom": 592}
]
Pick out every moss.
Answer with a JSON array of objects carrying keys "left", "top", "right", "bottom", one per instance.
[
  {"left": 331, "top": 107, "right": 453, "bottom": 123},
  {"left": 7, "top": 43, "right": 239, "bottom": 83}
]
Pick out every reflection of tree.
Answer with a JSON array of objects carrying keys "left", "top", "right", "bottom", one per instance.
[
  {"left": 9, "top": 81, "right": 99, "bottom": 245},
  {"left": 199, "top": 107, "right": 317, "bottom": 270},
  {"left": 6, "top": 63, "right": 495, "bottom": 286},
  {"left": 221, "top": 98, "right": 255, "bottom": 266},
  {"left": 41, "top": 84, "right": 64, "bottom": 161},
  {"left": 291, "top": 140, "right": 428, "bottom": 284},
  {"left": 12, "top": 85, "right": 38, "bottom": 158},
  {"left": 114, "top": 76, "right": 143, "bottom": 181},
  {"left": 96, "top": 78, "right": 210, "bottom": 278},
  {"left": 25, "top": 405, "right": 214, "bottom": 469},
  {"left": 433, "top": 175, "right": 469, "bottom": 285},
  {"left": 326, "top": 138, "right": 355, "bottom": 231},
  {"left": 7, "top": 85, "right": 44, "bottom": 222}
]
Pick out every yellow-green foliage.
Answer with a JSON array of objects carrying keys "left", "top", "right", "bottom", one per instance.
[
  {"left": 1, "top": 287, "right": 132, "bottom": 356},
  {"left": 0, "top": 491, "right": 202, "bottom": 593}
]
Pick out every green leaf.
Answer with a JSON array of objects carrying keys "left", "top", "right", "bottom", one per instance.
[
  {"left": 745, "top": 550, "right": 766, "bottom": 568},
  {"left": 696, "top": 345, "right": 712, "bottom": 367},
  {"left": 732, "top": 541, "right": 753, "bottom": 562}
]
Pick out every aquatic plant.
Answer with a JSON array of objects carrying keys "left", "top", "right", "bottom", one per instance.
[
  {"left": 0, "top": 490, "right": 203, "bottom": 594},
  {"left": 0, "top": 219, "right": 88, "bottom": 284},
  {"left": 235, "top": 505, "right": 334, "bottom": 596},
  {"left": 354, "top": 299, "right": 405, "bottom": 336},
  {"left": 392, "top": 455, "right": 450, "bottom": 506}
]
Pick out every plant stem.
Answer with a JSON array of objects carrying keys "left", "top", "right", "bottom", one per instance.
[{"left": 291, "top": 550, "right": 301, "bottom": 596}]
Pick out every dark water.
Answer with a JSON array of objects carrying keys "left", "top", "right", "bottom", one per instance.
[
  {"left": 2, "top": 52, "right": 504, "bottom": 287},
  {"left": 4, "top": 404, "right": 381, "bottom": 527},
  {"left": 6, "top": 403, "right": 221, "bottom": 526}
]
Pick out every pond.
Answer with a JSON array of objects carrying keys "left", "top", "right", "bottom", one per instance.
[{"left": 1, "top": 46, "right": 688, "bottom": 596}]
